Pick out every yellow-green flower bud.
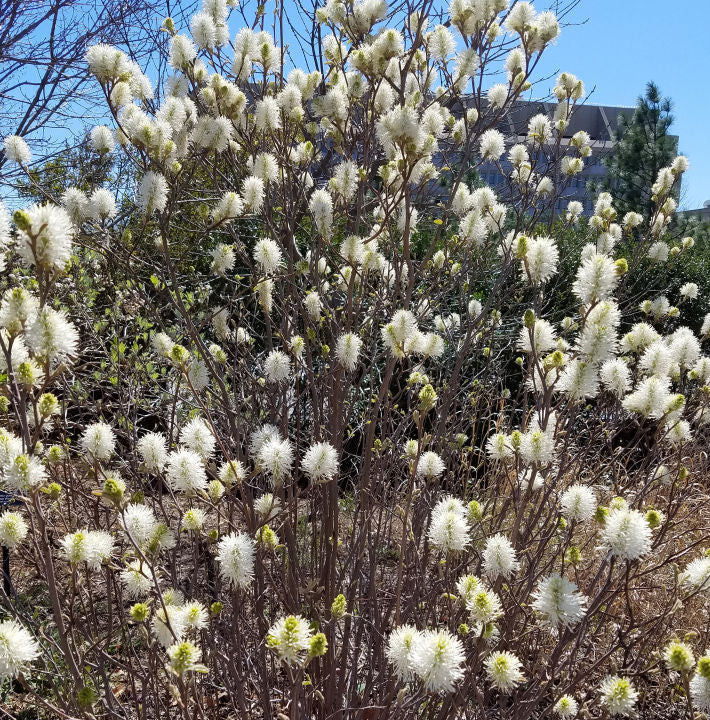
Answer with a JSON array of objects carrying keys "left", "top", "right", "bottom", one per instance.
[
  {"left": 418, "top": 384, "right": 438, "bottom": 414},
  {"left": 697, "top": 656, "right": 710, "bottom": 680},
  {"left": 170, "top": 344, "right": 189, "bottom": 366},
  {"left": 664, "top": 641, "right": 694, "bottom": 673},
  {"left": 43, "top": 482, "right": 61, "bottom": 500},
  {"left": 467, "top": 500, "right": 483, "bottom": 522},
  {"left": 566, "top": 545, "right": 581, "bottom": 565},
  {"left": 308, "top": 632, "right": 328, "bottom": 657},
  {"left": 645, "top": 509, "right": 663, "bottom": 529},
  {"left": 331, "top": 593, "right": 347, "bottom": 619},
  {"left": 614, "top": 258, "right": 628, "bottom": 275},
  {"left": 595, "top": 506, "right": 610, "bottom": 524},
  {"left": 523, "top": 309, "right": 536, "bottom": 329},
  {"left": 256, "top": 524, "right": 278, "bottom": 550},
  {"left": 38, "top": 393, "right": 59, "bottom": 417},
  {"left": 13, "top": 210, "right": 31, "bottom": 232},
  {"left": 47, "top": 445, "right": 64, "bottom": 464},
  {"left": 130, "top": 603, "right": 149, "bottom": 622}
]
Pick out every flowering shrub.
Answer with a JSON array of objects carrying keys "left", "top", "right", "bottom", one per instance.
[{"left": 1, "top": 1, "right": 709, "bottom": 718}]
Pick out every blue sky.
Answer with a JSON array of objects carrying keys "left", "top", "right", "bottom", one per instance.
[{"left": 527, "top": 0, "right": 710, "bottom": 210}]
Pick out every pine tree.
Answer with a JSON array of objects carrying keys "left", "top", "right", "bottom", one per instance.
[{"left": 601, "top": 82, "right": 678, "bottom": 218}]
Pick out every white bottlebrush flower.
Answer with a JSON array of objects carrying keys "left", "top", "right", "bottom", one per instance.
[
  {"left": 254, "top": 97, "right": 281, "bottom": 132},
  {"left": 266, "top": 615, "right": 312, "bottom": 665},
  {"left": 212, "top": 191, "right": 243, "bottom": 224},
  {"left": 90, "top": 125, "right": 115, "bottom": 154},
  {"left": 517, "top": 318, "right": 557, "bottom": 353},
  {"left": 309, "top": 188, "right": 334, "bottom": 238},
  {"left": 88, "top": 188, "right": 117, "bottom": 220},
  {"left": 122, "top": 504, "right": 157, "bottom": 546},
  {"left": 254, "top": 492, "right": 281, "bottom": 521},
  {"left": 301, "top": 441, "right": 339, "bottom": 483},
  {"left": 428, "top": 496, "right": 470, "bottom": 553},
  {"left": 120, "top": 559, "right": 154, "bottom": 599},
  {"left": 663, "top": 641, "right": 695, "bottom": 673},
  {"left": 190, "top": 11, "right": 217, "bottom": 49},
  {"left": 599, "top": 676, "right": 638, "bottom": 717},
  {"left": 61, "top": 530, "right": 114, "bottom": 571},
  {"left": 252, "top": 152, "right": 279, "bottom": 183},
  {"left": 60, "top": 188, "right": 91, "bottom": 225},
  {"left": 137, "top": 432, "right": 168, "bottom": 472},
  {"left": 682, "top": 555, "right": 710, "bottom": 592},
  {"left": 249, "top": 424, "right": 280, "bottom": 458},
  {"left": 479, "top": 129, "right": 505, "bottom": 161},
  {"left": 258, "top": 437, "right": 294, "bottom": 484},
  {"left": 382, "top": 309, "right": 418, "bottom": 356},
  {"left": 409, "top": 629, "right": 465, "bottom": 693},
  {"left": 648, "top": 240, "right": 669, "bottom": 262},
  {"left": 136, "top": 172, "right": 168, "bottom": 213},
  {"left": 560, "top": 484, "right": 597, "bottom": 522},
  {"left": 80, "top": 422, "right": 116, "bottom": 461},
  {"left": 520, "top": 427, "right": 555, "bottom": 466},
  {"left": 335, "top": 332, "right": 362, "bottom": 371},
  {"left": 0, "top": 428, "right": 22, "bottom": 469},
  {"left": 484, "top": 651, "right": 525, "bottom": 693},
  {"left": 152, "top": 605, "right": 187, "bottom": 648},
  {"left": 600, "top": 358, "right": 631, "bottom": 397},
  {"left": 26, "top": 307, "right": 79, "bottom": 364},
  {"left": 167, "top": 639, "right": 203, "bottom": 676},
  {"left": 467, "top": 586, "right": 503, "bottom": 624},
  {"left": 0, "top": 620, "right": 40, "bottom": 681},
  {"left": 602, "top": 508, "right": 652, "bottom": 561},
  {"left": 180, "top": 417, "right": 216, "bottom": 459},
  {"left": 3, "top": 135, "right": 32, "bottom": 164},
  {"left": 218, "top": 459, "right": 246, "bottom": 487},
  {"left": 669, "top": 326, "right": 701, "bottom": 368},
  {"left": 242, "top": 176, "right": 265, "bottom": 212},
  {"left": 417, "top": 451, "right": 445, "bottom": 480},
  {"left": 426, "top": 24, "right": 456, "bottom": 59},
  {"left": 531, "top": 574, "right": 587, "bottom": 628},
  {"left": 572, "top": 253, "right": 619, "bottom": 305},
  {"left": 264, "top": 349, "right": 291, "bottom": 382},
  {"left": 211, "top": 243, "right": 235, "bottom": 275},
  {"left": 216, "top": 532, "right": 255, "bottom": 588},
  {"left": 253, "top": 238, "right": 283, "bottom": 275},
  {"left": 455, "top": 574, "right": 480, "bottom": 607},
  {"left": 577, "top": 300, "right": 620, "bottom": 365},
  {"left": 523, "top": 236, "right": 558, "bottom": 284},
  {"left": 166, "top": 449, "right": 208, "bottom": 493},
  {"left": 5, "top": 453, "right": 46, "bottom": 490},
  {"left": 680, "top": 282, "right": 699, "bottom": 300},
  {"left": 387, "top": 624, "right": 421, "bottom": 682},
  {"left": 183, "top": 601, "right": 208, "bottom": 630},
  {"left": 557, "top": 360, "right": 598, "bottom": 400},
  {"left": 304, "top": 290, "right": 322, "bottom": 320},
  {"left": 482, "top": 534, "right": 519, "bottom": 580},
  {"left": 169, "top": 34, "right": 197, "bottom": 70},
  {"left": 183, "top": 507, "right": 207, "bottom": 532},
  {"left": 622, "top": 375, "right": 671, "bottom": 419},
  {"left": 16, "top": 203, "right": 74, "bottom": 270},
  {"left": 486, "top": 432, "right": 513, "bottom": 461},
  {"left": 188, "top": 358, "right": 210, "bottom": 393},
  {"left": 691, "top": 667, "right": 710, "bottom": 711},
  {"left": 553, "top": 695, "right": 578, "bottom": 718},
  {"left": 0, "top": 511, "right": 28, "bottom": 548},
  {"left": 0, "top": 287, "right": 38, "bottom": 333}
]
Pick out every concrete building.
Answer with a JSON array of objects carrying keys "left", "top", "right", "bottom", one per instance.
[
  {"left": 461, "top": 99, "right": 638, "bottom": 215},
  {"left": 678, "top": 201, "right": 710, "bottom": 223}
]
